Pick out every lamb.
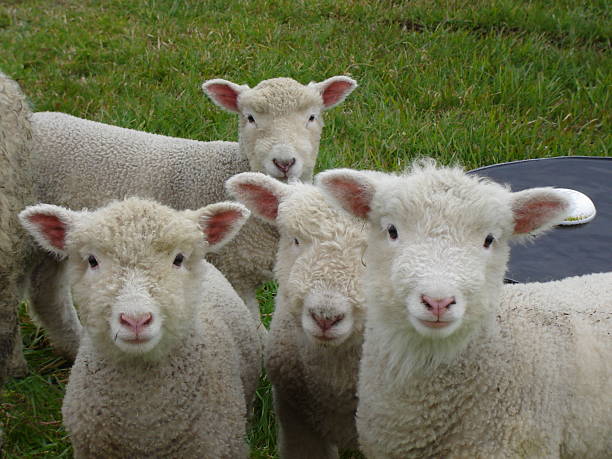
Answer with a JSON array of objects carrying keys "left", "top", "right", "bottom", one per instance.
[
  {"left": 0, "top": 70, "right": 35, "bottom": 383},
  {"left": 227, "top": 173, "right": 368, "bottom": 458},
  {"left": 19, "top": 197, "right": 262, "bottom": 458},
  {"left": 317, "top": 160, "right": 612, "bottom": 458},
  {"left": 27, "top": 75, "right": 357, "bottom": 358}
]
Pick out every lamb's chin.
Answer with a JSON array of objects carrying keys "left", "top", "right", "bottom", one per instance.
[
  {"left": 114, "top": 334, "right": 162, "bottom": 355},
  {"left": 409, "top": 315, "right": 463, "bottom": 339},
  {"left": 307, "top": 331, "right": 350, "bottom": 347}
]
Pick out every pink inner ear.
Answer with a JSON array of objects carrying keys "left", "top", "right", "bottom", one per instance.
[
  {"left": 514, "top": 200, "right": 564, "bottom": 234},
  {"left": 206, "top": 83, "right": 239, "bottom": 111},
  {"left": 327, "top": 177, "right": 371, "bottom": 218},
  {"left": 322, "top": 80, "right": 353, "bottom": 107},
  {"left": 29, "top": 214, "right": 67, "bottom": 249},
  {"left": 238, "top": 183, "right": 279, "bottom": 221},
  {"left": 205, "top": 209, "right": 243, "bottom": 245}
]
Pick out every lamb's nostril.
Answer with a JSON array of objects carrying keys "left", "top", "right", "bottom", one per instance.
[
  {"left": 119, "top": 313, "right": 131, "bottom": 327},
  {"left": 330, "top": 314, "right": 345, "bottom": 327},
  {"left": 142, "top": 313, "right": 153, "bottom": 326}
]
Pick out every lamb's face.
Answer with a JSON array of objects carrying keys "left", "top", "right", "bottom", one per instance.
[
  {"left": 274, "top": 188, "right": 367, "bottom": 347},
  {"left": 203, "top": 76, "right": 357, "bottom": 182},
  {"left": 67, "top": 200, "right": 206, "bottom": 358},
  {"left": 364, "top": 172, "right": 513, "bottom": 341},
  {"left": 238, "top": 109, "right": 321, "bottom": 183},
  {"left": 20, "top": 198, "right": 249, "bottom": 361},
  {"left": 317, "top": 163, "right": 570, "bottom": 352}
]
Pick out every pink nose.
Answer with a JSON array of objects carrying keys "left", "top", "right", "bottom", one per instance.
[
  {"left": 421, "top": 295, "right": 456, "bottom": 318},
  {"left": 119, "top": 312, "right": 153, "bottom": 334},
  {"left": 312, "top": 313, "right": 344, "bottom": 331},
  {"left": 273, "top": 158, "right": 296, "bottom": 174}
]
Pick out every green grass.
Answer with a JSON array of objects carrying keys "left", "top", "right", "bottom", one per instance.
[{"left": 1, "top": 0, "right": 610, "bottom": 457}]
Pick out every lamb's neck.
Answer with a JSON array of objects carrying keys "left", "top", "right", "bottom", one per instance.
[
  {"left": 82, "top": 326, "right": 202, "bottom": 372},
  {"left": 298, "top": 330, "right": 362, "bottom": 382},
  {"left": 369, "top": 313, "right": 497, "bottom": 387}
]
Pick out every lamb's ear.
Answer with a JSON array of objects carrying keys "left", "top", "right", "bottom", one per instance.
[
  {"left": 202, "top": 79, "right": 250, "bottom": 113},
  {"left": 19, "top": 204, "right": 77, "bottom": 258},
  {"left": 225, "top": 172, "right": 289, "bottom": 225},
  {"left": 316, "top": 169, "right": 375, "bottom": 219},
  {"left": 309, "top": 76, "right": 357, "bottom": 109},
  {"left": 193, "top": 202, "right": 250, "bottom": 250},
  {"left": 511, "top": 188, "right": 570, "bottom": 238}
]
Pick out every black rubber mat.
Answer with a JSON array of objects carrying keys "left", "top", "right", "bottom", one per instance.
[{"left": 469, "top": 156, "right": 611, "bottom": 283}]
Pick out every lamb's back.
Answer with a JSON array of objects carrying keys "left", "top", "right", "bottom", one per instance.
[{"left": 31, "top": 112, "right": 247, "bottom": 210}]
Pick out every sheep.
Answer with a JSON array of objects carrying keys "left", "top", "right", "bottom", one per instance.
[
  {"left": 0, "top": 70, "right": 35, "bottom": 383},
  {"left": 19, "top": 197, "right": 262, "bottom": 458},
  {"left": 27, "top": 75, "right": 357, "bottom": 359},
  {"left": 227, "top": 172, "right": 368, "bottom": 459},
  {"left": 317, "top": 160, "right": 612, "bottom": 458}
]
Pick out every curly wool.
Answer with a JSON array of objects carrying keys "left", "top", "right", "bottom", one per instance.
[
  {"left": 28, "top": 112, "right": 272, "bottom": 357},
  {"left": 22, "top": 197, "right": 262, "bottom": 458},
  {"left": 317, "top": 163, "right": 611, "bottom": 458},
  {"left": 64, "top": 264, "right": 260, "bottom": 459},
  {"left": 227, "top": 175, "right": 367, "bottom": 458},
  {"left": 0, "top": 70, "right": 35, "bottom": 383},
  {"left": 266, "top": 186, "right": 367, "bottom": 459},
  {"left": 238, "top": 78, "right": 323, "bottom": 116},
  {"left": 27, "top": 75, "right": 357, "bottom": 358},
  {"left": 357, "top": 273, "right": 612, "bottom": 458}
]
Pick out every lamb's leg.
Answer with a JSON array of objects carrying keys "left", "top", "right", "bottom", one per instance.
[
  {"left": 8, "top": 325, "right": 28, "bottom": 378},
  {"left": 0, "top": 291, "right": 20, "bottom": 383},
  {"left": 27, "top": 253, "right": 82, "bottom": 360},
  {"left": 275, "top": 392, "right": 339, "bottom": 459}
]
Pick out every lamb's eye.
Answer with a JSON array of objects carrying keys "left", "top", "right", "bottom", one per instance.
[
  {"left": 308, "top": 114, "right": 316, "bottom": 122},
  {"left": 294, "top": 238, "right": 300, "bottom": 246},
  {"left": 173, "top": 253, "right": 185, "bottom": 267},
  {"left": 483, "top": 234, "right": 495, "bottom": 248},
  {"left": 87, "top": 255, "right": 98, "bottom": 268},
  {"left": 247, "top": 114, "right": 255, "bottom": 124},
  {"left": 387, "top": 224, "right": 398, "bottom": 240}
]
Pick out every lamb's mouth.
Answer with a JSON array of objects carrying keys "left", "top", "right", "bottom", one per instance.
[
  {"left": 419, "top": 319, "right": 452, "bottom": 329},
  {"left": 122, "top": 336, "right": 152, "bottom": 345},
  {"left": 315, "top": 334, "right": 336, "bottom": 342},
  {"left": 273, "top": 173, "right": 293, "bottom": 183}
]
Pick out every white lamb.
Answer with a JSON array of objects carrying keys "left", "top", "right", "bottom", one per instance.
[
  {"left": 318, "top": 160, "right": 612, "bottom": 458},
  {"left": 19, "top": 197, "right": 262, "bottom": 458},
  {"left": 0, "top": 70, "right": 35, "bottom": 383},
  {"left": 27, "top": 75, "right": 357, "bottom": 358},
  {"left": 227, "top": 173, "right": 367, "bottom": 458}
]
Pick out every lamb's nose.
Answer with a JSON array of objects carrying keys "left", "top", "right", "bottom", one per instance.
[
  {"left": 421, "top": 295, "right": 456, "bottom": 318},
  {"left": 119, "top": 312, "right": 153, "bottom": 334},
  {"left": 273, "top": 158, "right": 296, "bottom": 174},
  {"left": 311, "top": 312, "right": 344, "bottom": 331}
]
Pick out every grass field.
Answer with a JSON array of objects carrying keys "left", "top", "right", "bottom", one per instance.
[{"left": 1, "top": 0, "right": 610, "bottom": 457}]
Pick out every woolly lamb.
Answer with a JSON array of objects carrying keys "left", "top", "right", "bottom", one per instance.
[
  {"left": 227, "top": 173, "right": 367, "bottom": 458},
  {"left": 28, "top": 75, "right": 357, "bottom": 358},
  {"left": 318, "top": 161, "right": 612, "bottom": 458},
  {"left": 20, "top": 197, "right": 262, "bottom": 458},
  {"left": 0, "top": 71, "right": 35, "bottom": 383}
]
